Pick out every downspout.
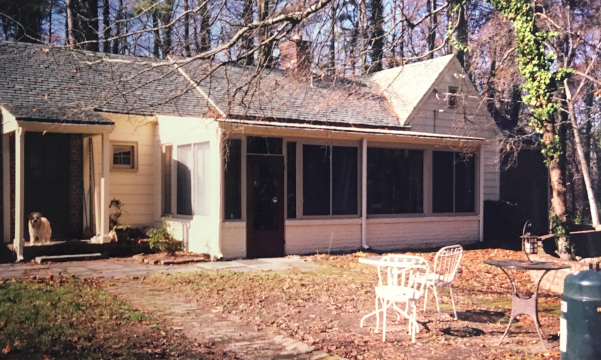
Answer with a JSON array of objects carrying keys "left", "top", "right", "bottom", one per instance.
[
  {"left": 2, "top": 132, "right": 10, "bottom": 243},
  {"left": 479, "top": 144, "right": 485, "bottom": 242},
  {"left": 361, "top": 137, "right": 369, "bottom": 249},
  {"left": 216, "top": 126, "right": 225, "bottom": 258}
]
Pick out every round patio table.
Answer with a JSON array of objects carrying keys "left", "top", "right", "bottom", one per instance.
[{"left": 483, "top": 259, "right": 570, "bottom": 348}]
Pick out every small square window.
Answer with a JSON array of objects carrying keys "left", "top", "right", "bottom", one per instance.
[
  {"left": 448, "top": 86, "right": 458, "bottom": 108},
  {"left": 111, "top": 142, "right": 137, "bottom": 171}
]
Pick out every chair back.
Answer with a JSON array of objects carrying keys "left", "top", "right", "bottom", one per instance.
[
  {"left": 377, "top": 255, "right": 429, "bottom": 296},
  {"left": 432, "top": 245, "right": 463, "bottom": 284}
]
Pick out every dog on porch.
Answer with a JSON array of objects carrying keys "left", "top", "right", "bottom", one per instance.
[{"left": 28, "top": 212, "right": 52, "bottom": 245}]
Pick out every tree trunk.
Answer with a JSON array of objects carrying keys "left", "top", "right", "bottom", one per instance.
[
  {"left": 359, "top": 0, "right": 368, "bottom": 74},
  {"left": 328, "top": 0, "right": 336, "bottom": 76},
  {"left": 455, "top": 3, "right": 467, "bottom": 68},
  {"left": 183, "top": 0, "right": 191, "bottom": 57},
  {"left": 369, "top": 0, "right": 383, "bottom": 72},
  {"left": 546, "top": 106, "right": 568, "bottom": 223},
  {"left": 84, "top": 0, "right": 99, "bottom": 51},
  {"left": 152, "top": 13, "right": 161, "bottom": 58},
  {"left": 48, "top": 0, "right": 53, "bottom": 43},
  {"left": 66, "top": 0, "right": 75, "bottom": 47},
  {"left": 240, "top": 0, "right": 254, "bottom": 65},
  {"left": 427, "top": 0, "right": 436, "bottom": 59},
  {"left": 159, "top": 0, "right": 174, "bottom": 57},
  {"left": 111, "top": 0, "right": 123, "bottom": 54},
  {"left": 565, "top": 80, "right": 600, "bottom": 228},
  {"left": 198, "top": 0, "right": 210, "bottom": 52},
  {"left": 103, "top": 0, "right": 111, "bottom": 52},
  {"left": 256, "top": 0, "right": 273, "bottom": 67}
]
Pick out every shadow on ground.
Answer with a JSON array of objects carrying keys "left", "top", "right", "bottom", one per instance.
[{"left": 457, "top": 309, "right": 506, "bottom": 323}]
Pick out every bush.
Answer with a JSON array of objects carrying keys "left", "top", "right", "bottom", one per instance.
[{"left": 146, "top": 224, "right": 183, "bottom": 256}]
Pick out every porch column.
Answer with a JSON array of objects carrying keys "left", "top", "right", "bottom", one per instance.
[
  {"left": 94, "top": 133, "right": 111, "bottom": 243},
  {"left": 361, "top": 138, "right": 368, "bottom": 249},
  {"left": 3, "top": 133, "right": 10, "bottom": 243},
  {"left": 14, "top": 128, "right": 24, "bottom": 260}
]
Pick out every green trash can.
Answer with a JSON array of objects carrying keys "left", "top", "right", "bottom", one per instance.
[{"left": 561, "top": 263, "right": 601, "bottom": 360}]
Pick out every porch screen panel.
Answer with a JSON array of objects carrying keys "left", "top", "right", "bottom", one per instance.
[
  {"left": 177, "top": 144, "right": 193, "bottom": 215},
  {"left": 332, "top": 146, "right": 358, "bottom": 215},
  {"left": 303, "top": 145, "right": 330, "bottom": 216},
  {"left": 367, "top": 148, "right": 423, "bottom": 214},
  {"left": 432, "top": 151, "right": 475, "bottom": 213},
  {"left": 194, "top": 142, "right": 210, "bottom": 216},
  {"left": 454, "top": 154, "right": 475, "bottom": 213},
  {"left": 287, "top": 142, "right": 297, "bottom": 219},
  {"left": 224, "top": 139, "right": 242, "bottom": 220}
]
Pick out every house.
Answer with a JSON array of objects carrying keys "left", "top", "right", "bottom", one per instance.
[{"left": 0, "top": 40, "right": 501, "bottom": 260}]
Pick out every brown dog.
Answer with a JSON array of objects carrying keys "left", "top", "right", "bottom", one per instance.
[{"left": 28, "top": 212, "right": 52, "bottom": 244}]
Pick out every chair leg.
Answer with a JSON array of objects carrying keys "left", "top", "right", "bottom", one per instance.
[
  {"left": 410, "top": 302, "right": 417, "bottom": 343},
  {"left": 374, "top": 296, "right": 380, "bottom": 333},
  {"left": 432, "top": 285, "right": 441, "bottom": 319},
  {"left": 423, "top": 286, "right": 429, "bottom": 311},
  {"left": 382, "top": 299, "right": 387, "bottom": 342},
  {"left": 449, "top": 285, "right": 458, "bottom": 320}
]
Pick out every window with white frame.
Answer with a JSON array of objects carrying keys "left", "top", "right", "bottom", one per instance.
[
  {"left": 111, "top": 142, "right": 137, "bottom": 171},
  {"left": 302, "top": 144, "right": 358, "bottom": 216},
  {"left": 176, "top": 142, "right": 210, "bottom": 216},
  {"left": 432, "top": 151, "right": 475, "bottom": 213}
]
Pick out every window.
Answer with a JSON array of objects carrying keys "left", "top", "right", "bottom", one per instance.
[
  {"left": 432, "top": 151, "right": 475, "bottom": 213},
  {"left": 176, "top": 142, "right": 210, "bottom": 216},
  {"left": 447, "top": 86, "right": 458, "bottom": 108},
  {"left": 223, "top": 139, "right": 241, "bottom": 220},
  {"left": 367, "top": 148, "right": 423, "bottom": 214},
  {"left": 111, "top": 142, "right": 137, "bottom": 171},
  {"left": 302, "top": 144, "right": 358, "bottom": 216}
]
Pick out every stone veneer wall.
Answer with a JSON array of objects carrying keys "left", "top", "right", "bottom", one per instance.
[{"left": 529, "top": 253, "right": 593, "bottom": 294}]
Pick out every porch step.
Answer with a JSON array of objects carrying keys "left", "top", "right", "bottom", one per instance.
[{"left": 35, "top": 253, "right": 105, "bottom": 264}]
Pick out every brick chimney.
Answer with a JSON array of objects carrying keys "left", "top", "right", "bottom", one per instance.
[{"left": 279, "top": 35, "right": 312, "bottom": 73}]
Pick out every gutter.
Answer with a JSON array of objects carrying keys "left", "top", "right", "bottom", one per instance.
[
  {"left": 361, "top": 138, "right": 369, "bottom": 249},
  {"left": 217, "top": 118, "right": 486, "bottom": 145}
]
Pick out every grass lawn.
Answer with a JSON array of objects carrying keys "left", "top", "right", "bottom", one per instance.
[{"left": 0, "top": 277, "right": 207, "bottom": 359}]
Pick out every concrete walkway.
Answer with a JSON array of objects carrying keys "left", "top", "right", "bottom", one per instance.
[
  {"left": 0, "top": 256, "right": 345, "bottom": 360},
  {"left": 104, "top": 276, "right": 343, "bottom": 360},
  {"left": 0, "top": 256, "right": 318, "bottom": 280}
]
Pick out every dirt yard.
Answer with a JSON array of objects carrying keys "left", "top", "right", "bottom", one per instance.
[{"left": 138, "top": 246, "right": 563, "bottom": 360}]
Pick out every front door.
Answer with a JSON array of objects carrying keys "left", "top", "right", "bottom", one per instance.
[{"left": 246, "top": 154, "right": 285, "bottom": 258}]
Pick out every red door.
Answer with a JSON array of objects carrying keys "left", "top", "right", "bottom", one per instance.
[{"left": 246, "top": 154, "right": 285, "bottom": 258}]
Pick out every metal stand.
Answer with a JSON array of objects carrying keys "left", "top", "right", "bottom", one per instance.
[{"left": 497, "top": 267, "right": 551, "bottom": 348}]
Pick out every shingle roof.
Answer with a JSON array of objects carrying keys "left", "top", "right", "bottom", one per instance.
[
  {"left": 180, "top": 61, "right": 401, "bottom": 128},
  {"left": 368, "top": 55, "right": 455, "bottom": 125},
  {"left": 0, "top": 41, "right": 453, "bottom": 130},
  {"left": 0, "top": 41, "right": 210, "bottom": 124}
]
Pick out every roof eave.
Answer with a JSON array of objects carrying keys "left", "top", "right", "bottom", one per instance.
[{"left": 217, "top": 117, "right": 486, "bottom": 146}]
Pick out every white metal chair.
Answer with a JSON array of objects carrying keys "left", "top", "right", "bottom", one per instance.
[
  {"left": 370, "top": 255, "right": 430, "bottom": 342},
  {"left": 416, "top": 245, "right": 463, "bottom": 320}
]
